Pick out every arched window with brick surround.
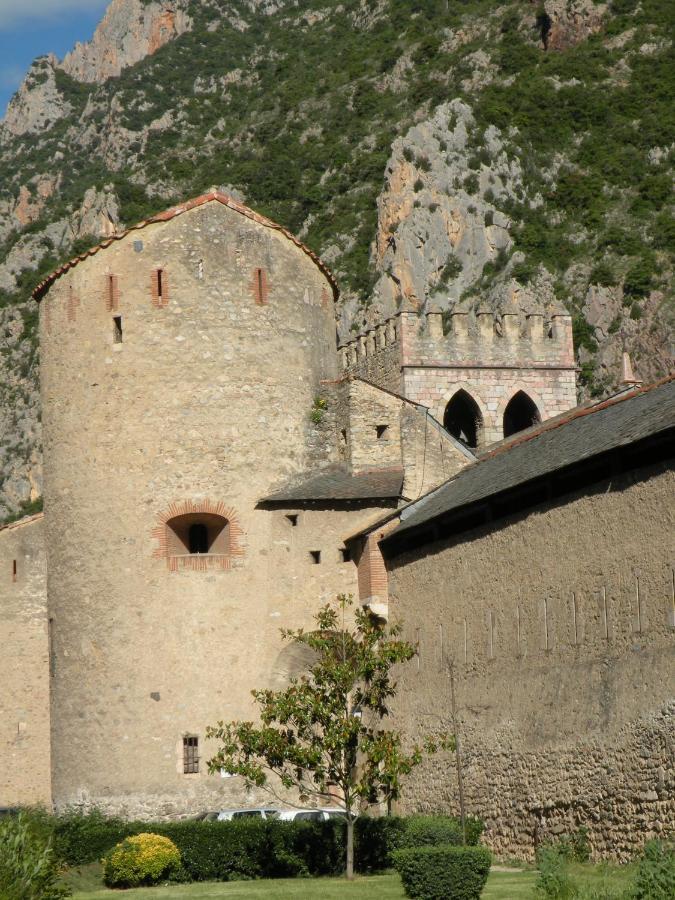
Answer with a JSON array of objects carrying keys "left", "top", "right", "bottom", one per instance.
[
  {"left": 443, "top": 389, "right": 483, "bottom": 449},
  {"left": 152, "top": 500, "right": 244, "bottom": 571},
  {"left": 503, "top": 390, "right": 541, "bottom": 438}
]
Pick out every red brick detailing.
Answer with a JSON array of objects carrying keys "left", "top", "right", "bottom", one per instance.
[
  {"left": 67, "top": 286, "right": 80, "bottom": 323},
  {"left": 251, "top": 267, "right": 269, "bottom": 305},
  {"left": 151, "top": 499, "right": 245, "bottom": 572},
  {"left": 150, "top": 268, "right": 169, "bottom": 308},
  {"left": 321, "top": 287, "right": 330, "bottom": 309},
  {"left": 357, "top": 531, "right": 389, "bottom": 602},
  {"left": 104, "top": 274, "right": 120, "bottom": 312},
  {"left": 33, "top": 190, "right": 339, "bottom": 303}
]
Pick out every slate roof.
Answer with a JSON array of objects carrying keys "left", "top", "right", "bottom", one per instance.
[
  {"left": 261, "top": 465, "right": 404, "bottom": 503},
  {"left": 32, "top": 190, "right": 339, "bottom": 301},
  {"left": 386, "top": 375, "right": 675, "bottom": 541}
]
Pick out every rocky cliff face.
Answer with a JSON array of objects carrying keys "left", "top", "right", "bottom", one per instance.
[{"left": 62, "top": 0, "right": 192, "bottom": 83}]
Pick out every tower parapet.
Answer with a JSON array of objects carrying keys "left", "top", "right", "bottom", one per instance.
[{"left": 340, "top": 303, "right": 577, "bottom": 447}]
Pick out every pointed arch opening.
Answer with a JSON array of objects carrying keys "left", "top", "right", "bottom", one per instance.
[
  {"left": 443, "top": 389, "right": 483, "bottom": 449},
  {"left": 503, "top": 391, "right": 541, "bottom": 438}
]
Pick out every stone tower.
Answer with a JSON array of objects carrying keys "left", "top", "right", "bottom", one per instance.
[
  {"left": 339, "top": 299, "right": 577, "bottom": 449},
  {"left": 36, "top": 192, "right": 354, "bottom": 814}
]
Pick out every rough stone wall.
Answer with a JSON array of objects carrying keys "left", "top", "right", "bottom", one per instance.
[
  {"left": 399, "top": 404, "right": 473, "bottom": 500},
  {"left": 346, "top": 379, "right": 403, "bottom": 473},
  {"left": 387, "top": 463, "right": 675, "bottom": 860},
  {"left": 0, "top": 514, "right": 50, "bottom": 808},
  {"left": 38, "top": 198, "right": 383, "bottom": 817},
  {"left": 341, "top": 308, "right": 577, "bottom": 446}
]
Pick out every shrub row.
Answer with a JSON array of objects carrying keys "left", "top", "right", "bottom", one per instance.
[{"left": 50, "top": 809, "right": 483, "bottom": 880}]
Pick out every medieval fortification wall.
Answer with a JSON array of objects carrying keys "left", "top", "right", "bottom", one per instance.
[{"left": 388, "top": 462, "right": 674, "bottom": 860}]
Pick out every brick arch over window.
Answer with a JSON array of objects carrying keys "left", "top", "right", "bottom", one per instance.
[{"left": 152, "top": 500, "right": 244, "bottom": 572}]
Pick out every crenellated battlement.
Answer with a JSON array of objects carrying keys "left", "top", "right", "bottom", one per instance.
[{"left": 339, "top": 306, "right": 575, "bottom": 376}]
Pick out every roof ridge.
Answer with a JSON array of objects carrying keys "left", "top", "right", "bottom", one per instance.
[
  {"left": 0, "top": 511, "right": 44, "bottom": 534},
  {"left": 32, "top": 190, "right": 339, "bottom": 301}
]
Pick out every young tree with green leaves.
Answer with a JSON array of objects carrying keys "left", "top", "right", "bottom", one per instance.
[{"left": 207, "top": 594, "right": 453, "bottom": 879}]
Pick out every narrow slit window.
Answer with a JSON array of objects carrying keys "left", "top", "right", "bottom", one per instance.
[
  {"left": 157, "top": 268, "right": 164, "bottom": 300},
  {"left": 310, "top": 550, "right": 321, "bottom": 564},
  {"left": 107, "top": 274, "right": 119, "bottom": 312},
  {"left": 285, "top": 514, "right": 299, "bottom": 527},
  {"left": 253, "top": 267, "right": 268, "bottom": 305},
  {"left": 152, "top": 268, "right": 169, "bottom": 307},
  {"left": 340, "top": 547, "right": 351, "bottom": 563},
  {"left": 12, "top": 559, "right": 17, "bottom": 582},
  {"left": 183, "top": 736, "right": 199, "bottom": 774},
  {"left": 113, "top": 316, "right": 123, "bottom": 344}
]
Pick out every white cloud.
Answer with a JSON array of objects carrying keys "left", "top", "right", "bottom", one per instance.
[{"left": 0, "top": 1, "right": 109, "bottom": 29}]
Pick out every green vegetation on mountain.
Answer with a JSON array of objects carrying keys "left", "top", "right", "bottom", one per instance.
[{"left": 0, "top": 0, "right": 672, "bottom": 512}]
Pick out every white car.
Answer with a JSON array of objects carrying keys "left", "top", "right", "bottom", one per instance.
[
  {"left": 278, "top": 807, "right": 347, "bottom": 822},
  {"left": 216, "top": 807, "right": 280, "bottom": 821}
]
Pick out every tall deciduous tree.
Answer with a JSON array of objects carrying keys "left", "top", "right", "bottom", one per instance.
[{"left": 207, "top": 595, "right": 452, "bottom": 879}]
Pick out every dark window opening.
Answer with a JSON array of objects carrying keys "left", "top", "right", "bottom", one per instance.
[
  {"left": 285, "top": 514, "right": 299, "bottom": 527},
  {"left": 443, "top": 389, "right": 483, "bottom": 449},
  {"left": 107, "top": 275, "right": 117, "bottom": 311},
  {"left": 503, "top": 391, "right": 541, "bottom": 438},
  {"left": 166, "top": 513, "right": 230, "bottom": 557},
  {"left": 310, "top": 550, "right": 321, "bottom": 564},
  {"left": 12, "top": 559, "right": 17, "bottom": 582},
  {"left": 376, "top": 424, "right": 389, "bottom": 440},
  {"left": 340, "top": 429, "right": 347, "bottom": 446},
  {"left": 188, "top": 523, "right": 209, "bottom": 554},
  {"left": 113, "top": 316, "right": 123, "bottom": 343},
  {"left": 340, "top": 547, "right": 351, "bottom": 563},
  {"left": 183, "top": 736, "right": 199, "bottom": 774},
  {"left": 157, "top": 268, "right": 164, "bottom": 300}
]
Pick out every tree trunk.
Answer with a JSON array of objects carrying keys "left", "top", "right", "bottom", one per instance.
[{"left": 346, "top": 815, "right": 354, "bottom": 880}]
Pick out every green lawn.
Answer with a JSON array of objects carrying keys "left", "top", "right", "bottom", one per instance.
[{"left": 65, "top": 861, "right": 634, "bottom": 899}]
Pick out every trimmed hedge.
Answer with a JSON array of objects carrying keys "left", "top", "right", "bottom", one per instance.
[
  {"left": 51, "top": 810, "right": 483, "bottom": 881},
  {"left": 392, "top": 845, "right": 492, "bottom": 900}
]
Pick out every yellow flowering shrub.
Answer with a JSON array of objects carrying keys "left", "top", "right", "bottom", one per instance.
[{"left": 102, "top": 832, "right": 181, "bottom": 887}]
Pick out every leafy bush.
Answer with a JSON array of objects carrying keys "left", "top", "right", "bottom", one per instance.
[
  {"left": 535, "top": 845, "right": 577, "bottom": 899},
  {"left": 623, "top": 258, "right": 654, "bottom": 298},
  {"left": 103, "top": 833, "right": 181, "bottom": 888},
  {"left": 398, "top": 814, "right": 484, "bottom": 850},
  {"left": 0, "top": 812, "right": 70, "bottom": 900},
  {"left": 632, "top": 840, "right": 675, "bottom": 900},
  {"left": 392, "top": 844, "right": 491, "bottom": 900}
]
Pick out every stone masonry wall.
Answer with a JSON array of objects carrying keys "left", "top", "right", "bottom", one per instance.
[
  {"left": 0, "top": 514, "right": 51, "bottom": 808},
  {"left": 387, "top": 462, "right": 675, "bottom": 860}
]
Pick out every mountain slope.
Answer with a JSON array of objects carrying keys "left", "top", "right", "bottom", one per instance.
[{"left": 0, "top": 0, "right": 672, "bottom": 517}]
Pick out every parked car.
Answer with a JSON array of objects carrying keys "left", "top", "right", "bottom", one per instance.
[
  {"left": 278, "top": 808, "right": 347, "bottom": 822},
  {"left": 191, "top": 811, "right": 220, "bottom": 821},
  {"left": 216, "top": 807, "right": 280, "bottom": 821}
]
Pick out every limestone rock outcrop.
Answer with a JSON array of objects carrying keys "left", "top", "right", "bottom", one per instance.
[
  {"left": 62, "top": 0, "right": 192, "bottom": 84},
  {"left": 371, "top": 99, "right": 519, "bottom": 318},
  {"left": 2, "top": 56, "right": 71, "bottom": 138},
  {"left": 541, "top": 0, "right": 608, "bottom": 51}
]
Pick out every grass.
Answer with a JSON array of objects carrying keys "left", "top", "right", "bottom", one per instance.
[{"left": 64, "top": 860, "right": 636, "bottom": 899}]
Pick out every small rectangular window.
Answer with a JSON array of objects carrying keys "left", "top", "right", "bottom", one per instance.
[
  {"left": 340, "top": 547, "right": 351, "bottom": 563},
  {"left": 157, "top": 268, "right": 164, "bottom": 300},
  {"left": 183, "top": 735, "right": 199, "bottom": 774},
  {"left": 376, "top": 424, "right": 389, "bottom": 440},
  {"left": 12, "top": 560, "right": 17, "bottom": 582},
  {"left": 113, "top": 316, "right": 123, "bottom": 344},
  {"left": 310, "top": 550, "right": 321, "bottom": 564},
  {"left": 285, "top": 514, "right": 299, "bottom": 527}
]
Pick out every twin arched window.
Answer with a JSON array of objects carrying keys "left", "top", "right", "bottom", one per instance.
[{"left": 444, "top": 388, "right": 541, "bottom": 448}]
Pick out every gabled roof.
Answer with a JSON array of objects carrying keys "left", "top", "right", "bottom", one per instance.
[
  {"left": 32, "top": 190, "right": 339, "bottom": 301},
  {"left": 260, "top": 465, "right": 404, "bottom": 504},
  {"left": 385, "top": 375, "right": 675, "bottom": 544}
]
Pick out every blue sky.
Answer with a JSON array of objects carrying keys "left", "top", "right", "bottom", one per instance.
[{"left": 0, "top": 1, "right": 108, "bottom": 116}]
